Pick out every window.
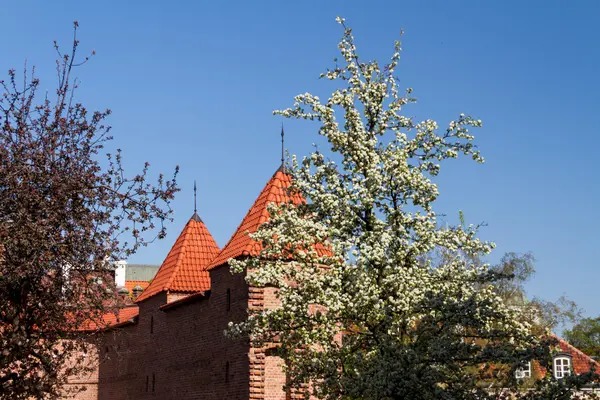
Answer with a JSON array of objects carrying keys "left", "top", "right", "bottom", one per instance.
[
  {"left": 554, "top": 356, "right": 571, "bottom": 379},
  {"left": 152, "top": 373, "right": 156, "bottom": 392},
  {"left": 145, "top": 375, "right": 149, "bottom": 392},
  {"left": 225, "top": 361, "right": 230, "bottom": 384},
  {"left": 515, "top": 361, "right": 531, "bottom": 379}
]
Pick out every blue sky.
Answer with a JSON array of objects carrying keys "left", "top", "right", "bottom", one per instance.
[{"left": 2, "top": 1, "right": 599, "bottom": 323}]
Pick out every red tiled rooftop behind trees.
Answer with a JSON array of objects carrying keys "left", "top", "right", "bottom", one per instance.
[
  {"left": 78, "top": 306, "right": 139, "bottom": 331},
  {"left": 556, "top": 336, "right": 600, "bottom": 374},
  {"left": 135, "top": 214, "right": 220, "bottom": 302},
  {"left": 124, "top": 280, "right": 150, "bottom": 293}
]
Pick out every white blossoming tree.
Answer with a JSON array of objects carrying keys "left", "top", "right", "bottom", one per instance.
[{"left": 230, "top": 18, "right": 597, "bottom": 399}]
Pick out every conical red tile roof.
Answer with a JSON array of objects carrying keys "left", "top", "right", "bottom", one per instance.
[
  {"left": 208, "top": 167, "right": 330, "bottom": 270},
  {"left": 135, "top": 213, "right": 220, "bottom": 302}
]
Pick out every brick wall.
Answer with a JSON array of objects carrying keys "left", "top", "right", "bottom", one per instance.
[
  {"left": 247, "top": 283, "right": 288, "bottom": 400},
  {"left": 62, "top": 341, "right": 100, "bottom": 400},
  {"left": 68, "top": 263, "right": 251, "bottom": 400},
  {"left": 65, "top": 259, "right": 296, "bottom": 400},
  {"left": 264, "top": 354, "right": 286, "bottom": 399}
]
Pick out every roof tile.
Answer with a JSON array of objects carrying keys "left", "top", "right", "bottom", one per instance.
[
  {"left": 124, "top": 280, "right": 150, "bottom": 293},
  {"left": 78, "top": 306, "right": 139, "bottom": 331},
  {"left": 135, "top": 213, "right": 220, "bottom": 302},
  {"left": 208, "top": 168, "right": 331, "bottom": 269},
  {"left": 555, "top": 336, "right": 600, "bottom": 374}
]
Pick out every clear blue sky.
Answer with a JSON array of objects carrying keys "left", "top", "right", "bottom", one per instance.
[{"left": 3, "top": 1, "right": 599, "bottom": 324}]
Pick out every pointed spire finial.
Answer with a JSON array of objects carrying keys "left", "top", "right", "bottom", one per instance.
[
  {"left": 191, "top": 180, "right": 203, "bottom": 222},
  {"left": 193, "top": 180, "right": 197, "bottom": 214}
]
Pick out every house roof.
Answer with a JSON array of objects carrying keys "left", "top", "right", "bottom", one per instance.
[
  {"left": 124, "top": 280, "right": 150, "bottom": 293},
  {"left": 135, "top": 213, "right": 220, "bottom": 302},
  {"left": 78, "top": 305, "right": 139, "bottom": 331},
  {"left": 555, "top": 336, "right": 600, "bottom": 374},
  {"left": 208, "top": 167, "right": 331, "bottom": 270}
]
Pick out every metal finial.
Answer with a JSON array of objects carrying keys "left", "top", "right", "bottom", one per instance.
[
  {"left": 281, "top": 123, "right": 285, "bottom": 168},
  {"left": 190, "top": 180, "right": 203, "bottom": 222}
]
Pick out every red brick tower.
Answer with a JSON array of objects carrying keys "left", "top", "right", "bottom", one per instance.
[{"left": 207, "top": 167, "right": 301, "bottom": 400}]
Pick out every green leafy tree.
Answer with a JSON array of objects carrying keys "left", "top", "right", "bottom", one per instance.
[
  {"left": 229, "top": 17, "right": 599, "bottom": 399},
  {"left": 564, "top": 318, "right": 600, "bottom": 359}
]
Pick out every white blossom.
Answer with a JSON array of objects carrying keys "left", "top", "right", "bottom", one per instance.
[{"left": 228, "top": 18, "right": 595, "bottom": 400}]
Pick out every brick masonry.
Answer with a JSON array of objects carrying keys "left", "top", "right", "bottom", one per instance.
[
  {"left": 66, "top": 169, "right": 302, "bottom": 400},
  {"left": 68, "top": 263, "right": 289, "bottom": 400}
]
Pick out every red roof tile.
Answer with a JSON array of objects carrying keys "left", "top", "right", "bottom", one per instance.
[
  {"left": 208, "top": 168, "right": 330, "bottom": 270},
  {"left": 135, "top": 213, "right": 220, "bottom": 302},
  {"left": 78, "top": 306, "right": 139, "bottom": 331},
  {"left": 555, "top": 336, "right": 600, "bottom": 374},
  {"left": 124, "top": 280, "right": 150, "bottom": 293},
  {"left": 532, "top": 335, "right": 600, "bottom": 377}
]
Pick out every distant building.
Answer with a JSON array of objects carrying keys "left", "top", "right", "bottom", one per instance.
[{"left": 112, "top": 263, "right": 159, "bottom": 301}]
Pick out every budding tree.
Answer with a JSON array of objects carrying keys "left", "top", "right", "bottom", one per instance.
[
  {"left": 0, "top": 23, "right": 178, "bottom": 399},
  {"left": 230, "top": 18, "right": 597, "bottom": 399}
]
